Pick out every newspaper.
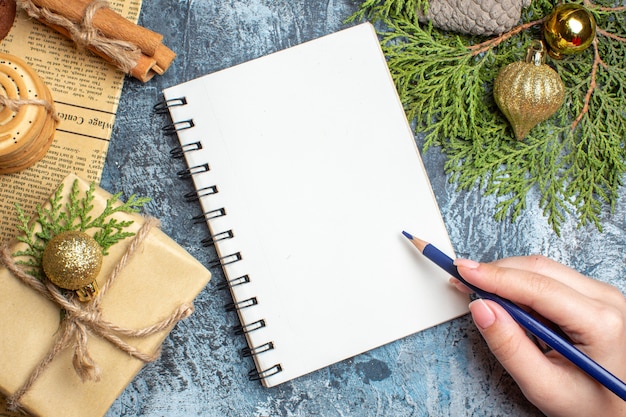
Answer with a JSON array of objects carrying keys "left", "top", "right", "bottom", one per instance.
[{"left": 0, "top": 0, "right": 142, "bottom": 243}]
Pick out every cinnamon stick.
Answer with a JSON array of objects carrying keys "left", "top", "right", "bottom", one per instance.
[
  {"left": 45, "top": 21, "right": 157, "bottom": 82},
  {"left": 26, "top": 0, "right": 175, "bottom": 74}
]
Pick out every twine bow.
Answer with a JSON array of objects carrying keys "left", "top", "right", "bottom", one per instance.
[
  {"left": 18, "top": 0, "right": 141, "bottom": 73},
  {"left": 0, "top": 218, "right": 194, "bottom": 412}
]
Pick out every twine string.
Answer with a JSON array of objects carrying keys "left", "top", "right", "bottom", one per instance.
[
  {"left": 17, "top": 0, "right": 141, "bottom": 73},
  {"left": 0, "top": 217, "right": 194, "bottom": 411},
  {"left": 0, "top": 93, "right": 60, "bottom": 122}
]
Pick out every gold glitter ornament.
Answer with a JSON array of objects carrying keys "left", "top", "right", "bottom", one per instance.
[
  {"left": 543, "top": 4, "right": 596, "bottom": 59},
  {"left": 493, "top": 41, "right": 565, "bottom": 140},
  {"left": 42, "top": 231, "right": 103, "bottom": 302}
]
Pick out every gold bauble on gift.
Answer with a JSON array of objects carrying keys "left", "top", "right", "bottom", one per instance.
[
  {"left": 42, "top": 231, "right": 103, "bottom": 302},
  {"left": 493, "top": 41, "right": 565, "bottom": 140},
  {"left": 543, "top": 4, "right": 596, "bottom": 59}
]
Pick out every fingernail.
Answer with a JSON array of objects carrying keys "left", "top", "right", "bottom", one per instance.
[
  {"left": 469, "top": 299, "right": 496, "bottom": 330},
  {"left": 454, "top": 258, "right": 480, "bottom": 269},
  {"left": 449, "top": 277, "right": 462, "bottom": 290},
  {"left": 449, "top": 277, "right": 471, "bottom": 294}
]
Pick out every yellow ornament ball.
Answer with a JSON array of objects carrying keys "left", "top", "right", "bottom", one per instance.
[
  {"left": 42, "top": 231, "right": 103, "bottom": 293},
  {"left": 543, "top": 4, "right": 596, "bottom": 59}
]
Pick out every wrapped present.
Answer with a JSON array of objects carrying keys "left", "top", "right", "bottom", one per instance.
[{"left": 0, "top": 174, "right": 211, "bottom": 417}]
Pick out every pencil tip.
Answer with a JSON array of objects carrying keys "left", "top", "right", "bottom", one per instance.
[{"left": 403, "top": 231, "right": 427, "bottom": 252}]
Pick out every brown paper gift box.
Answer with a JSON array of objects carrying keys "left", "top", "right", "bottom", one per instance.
[{"left": 0, "top": 174, "right": 211, "bottom": 417}]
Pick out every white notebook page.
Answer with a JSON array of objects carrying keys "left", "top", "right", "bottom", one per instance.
[{"left": 163, "top": 22, "right": 469, "bottom": 387}]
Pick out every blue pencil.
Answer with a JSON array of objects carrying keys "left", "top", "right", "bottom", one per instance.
[{"left": 402, "top": 230, "right": 626, "bottom": 402}]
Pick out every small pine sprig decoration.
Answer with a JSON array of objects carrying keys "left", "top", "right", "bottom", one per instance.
[
  {"left": 349, "top": 0, "right": 626, "bottom": 234},
  {"left": 12, "top": 179, "right": 151, "bottom": 279}
]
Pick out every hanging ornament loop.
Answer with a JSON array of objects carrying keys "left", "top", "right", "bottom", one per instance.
[{"left": 526, "top": 40, "right": 547, "bottom": 66}]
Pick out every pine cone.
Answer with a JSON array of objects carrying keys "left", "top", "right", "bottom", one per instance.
[{"left": 419, "top": 0, "right": 532, "bottom": 36}]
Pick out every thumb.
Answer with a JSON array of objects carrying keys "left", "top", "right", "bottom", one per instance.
[{"left": 469, "top": 299, "right": 555, "bottom": 395}]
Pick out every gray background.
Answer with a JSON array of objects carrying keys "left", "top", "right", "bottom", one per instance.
[{"left": 100, "top": 1, "right": 626, "bottom": 415}]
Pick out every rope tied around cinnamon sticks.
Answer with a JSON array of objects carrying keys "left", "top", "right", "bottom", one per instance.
[
  {"left": 0, "top": 93, "right": 60, "bottom": 122},
  {"left": 0, "top": 217, "right": 195, "bottom": 412},
  {"left": 19, "top": 0, "right": 141, "bottom": 73}
]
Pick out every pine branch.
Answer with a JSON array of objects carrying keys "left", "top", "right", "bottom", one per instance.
[
  {"left": 11, "top": 180, "right": 150, "bottom": 275},
  {"left": 351, "top": 0, "right": 626, "bottom": 233}
]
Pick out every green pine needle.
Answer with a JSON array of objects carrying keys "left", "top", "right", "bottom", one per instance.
[
  {"left": 12, "top": 179, "right": 150, "bottom": 279},
  {"left": 350, "top": 0, "right": 626, "bottom": 234}
]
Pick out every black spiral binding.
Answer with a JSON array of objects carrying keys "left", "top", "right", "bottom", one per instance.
[
  {"left": 234, "top": 319, "right": 266, "bottom": 335},
  {"left": 153, "top": 97, "right": 187, "bottom": 114},
  {"left": 215, "top": 272, "right": 248, "bottom": 290},
  {"left": 193, "top": 208, "right": 226, "bottom": 224},
  {"left": 163, "top": 119, "right": 194, "bottom": 135},
  {"left": 159, "top": 95, "right": 282, "bottom": 384},
  {"left": 185, "top": 185, "right": 218, "bottom": 202},
  {"left": 248, "top": 365, "right": 283, "bottom": 382},
  {"left": 202, "top": 230, "right": 234, "bottom": 248},
  {"left": 209, "top": 252, "right": 243, "bottom": 268},
  {"left": 241, "top": 341, "right": 274, "bottom": 357},
  {"left": 177, "top": 163, "right": 209, "bottom": 180},
  {"left": 225, "top": 296, "right": 258, "bottom": 312},
  {"left": 171, "top": 141, "right": 202, "bottom": 159}
]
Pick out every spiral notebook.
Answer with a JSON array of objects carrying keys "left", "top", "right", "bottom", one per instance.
[{"left": 160, "top": 22, "right": 469, "bottom": 387}]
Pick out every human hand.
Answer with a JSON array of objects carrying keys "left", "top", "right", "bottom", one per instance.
[{"left": 452, "top": 255, "right": 626, "bottom": 417}]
